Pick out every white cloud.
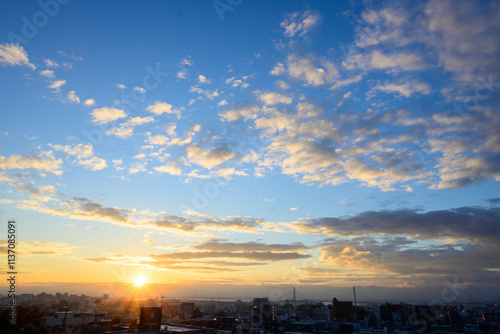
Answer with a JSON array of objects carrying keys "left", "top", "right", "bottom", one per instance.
[
  {"left": 218, "top": 100, "right": 228, "bottom": 107},
  {"left": 289, "top": 207, "right": 298, "bottom": 211},
  {"left": 134, "top": 86, "right": 146, "bottom": 93},
  {"left": 51, "top": 143, "right": 107, "bottom": 171},
  {"left": 225, "top": 76, "right": 249, "bottom": 88},
  {"left": 286, "top": 54, "right": 338, "bottom": 86},
  {"left": 115, "top": 83, "right": 127, "bottom": 90},
  {"left": 344, "top": 50, "right": 425, "bottom": 73},
  {"left": 255, "top": 91, "right": 292, "bottom": 105},
  {"left": 39, "top": 70, "right": 55, "bottom": 78},
  {"left": 0, "top": 44, "right": 36, "bottom": 70},
  {"left": 186, "top": 144, "right": 237, "bottom": 169},
  {"left": 0, "top": 152, "right": 62, "bottom": 175},
  {"left": 181, "top": 56, "right": 193, "bottom": 66},
  {"left": 198, "top": 75, "right": 211, "bottom": 84},
  {"left": 48, "top": 80, "right": 66, "bottom": 93},
  {"left": 177, "top": 70, "right": 187, "bottom": 79},
  {"left": 112, "top": 159, "right": 124, "bottom": 171},
  {"left": 189, "top": 86, "right": 219, "bottom": 100},
  {"left": 371, "top": 80, "right": 431, "bottom": 97},
  {"left": 83, "top": 98, "right": 95, "bottom": 106},
  {"left": 91, "top": 107, "right": 127, "bottom": 125},
  {"left": 146, "top": 101, "right": 181, "bottom": 117},
  {"left": 271, "top": 63, "right": 285, "bottom": 75},
  {"left": 44, "top": 58, "right": 59, "bottom": 68},
  {"left": 219, "top": 102, "right": 261, "bottom": 122},
  {"left": 154, "top": 158, "right": 185, "bottom": 175},
  {"left": 280, "top": 10, "right": 321, "bottom": 37},
  {"left": 129, "top": 162, "right": 147, "bottom": 174},
  {"left": 106, "top": 116, "right": 155, "bottom": 139},
  {"left": 331, "top": 75, "right": 363, "bottom": 90},
  {"left": 105, "top": 126, "right": 133, "bottom": 139},
  {"left": 67, "top": 91, "right": 80, "bottom": 103}
]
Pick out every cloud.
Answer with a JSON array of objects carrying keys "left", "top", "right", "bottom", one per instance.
[
  {"left": 91, "top": 107, "right": 127, "bottom": 124},
  {"left": 225, "top": 76, "right": 249, "bottom": 88},
  {"left": 189, "top": 86, "right": 219, "bottom": 100},
  {"left": 134, "top": 86, "right": 146, "bottom": 93},
  {"left": 0, "top": 44, "right": 36, "bottom": 69},
  {"left": 0, "top": 152, "right": 62, "bottom": 175},
  {"left": 115, "top": 83, "right": 126, "bottom": 90},
  {"left": 289, "top": 207, "right": 298, "bottom": 211},
  {"left": 289, "top": 206, "right": 500, "bottom": 244},
  {"left": 186, "top": 144, "right": 237, "bottom": 169},
  {"left": 15, "top": 182, "right": 55, "bottom": 197},
  {"left": 44, "top": 58, "right": 59, "bottom": 68},
  {"left": 219, "top": 102, "right": 261, "bottom": 122},
  {"left": 18, "top": 241, "right": 74, "bottom": 257},
  {"left": 48, "top": 80, "right": 66, "bottom": 93},
  {"left": 67, "top": 91, "right": 80, "bottom": 103},
  {"left": 371, "top": 80, "right": 431, "bottom": 97},
  {"left": 129, "top": 162, "right": 147, "bottom": 174},
  {"left": 286, "top": 54, "right": 338, "bottom": 86},
  {"left": 331, "top": 75, "right": 363, "bottom": 90},
  {"left": 255, "top": 91, "right": 292, "bottom": 105},
  {"left": 106, "top": 116, "right": 155, "bottom": 139},
  {"left": 112, "top": 159, "right": 123, "bottom": 171},
  {"left": 198, "top": 75, "right": 211, "bottom": 84},
  {"left": 51, "top": 143, "right": 107, "bottom": 171},
  {"left": 146, "top": 101, "right": 181, "bottom": 117},
  {"left": 83, "top": 98, "right": 95, "bottom": 106},
  {"left": 424, "top": 0, "right": 500, "bottom": 83},
  {"left": 212, "top": 167, "right": 248, "bottom": 180},
  {"left": 154, "top": 158, "right": 185, "bottom": 175},
  {"left": 153, "top": 250, "right": 310, "bottom": 262},
  {"left": 343, "top": 50, "right": 425, "bottom": 72},
  {"left": 280, "top": 10, "right": 321, "bottom": 37},
  {"left": 180, "top": 56, "right": 193, "bottom": 66},
  {"left": 39, "top": 70, "right": 55, "bottom": 78},
  {"left": 317, "top": 236, "right": 500, "bottom": 285}
]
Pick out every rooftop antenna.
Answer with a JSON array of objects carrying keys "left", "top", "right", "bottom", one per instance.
[{"left": 353, "top": 287, "right": 357, "bottom": 307}]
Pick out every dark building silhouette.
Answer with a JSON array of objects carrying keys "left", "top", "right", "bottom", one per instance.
[
  {"left": 253, "top": 298, "right": 274, "bottom": 326},
  {"left": 139, "top": 306, "right": 162, "bottom": 331},
  {"left": 331, "top": 298, "right": 354, "bottom": 321}
]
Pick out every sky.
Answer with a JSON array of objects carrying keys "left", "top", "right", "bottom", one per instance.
[{"left": 0, "top": 0, "right": 499, "bottom": 302}]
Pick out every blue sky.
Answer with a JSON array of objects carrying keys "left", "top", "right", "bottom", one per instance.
[{"left": 0, "top": 0, "right": 499, "bottom": 301}]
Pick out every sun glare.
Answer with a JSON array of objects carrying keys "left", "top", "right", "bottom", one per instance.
[{"left": 134, "top": 275, "right": 146, "bottom": 287}]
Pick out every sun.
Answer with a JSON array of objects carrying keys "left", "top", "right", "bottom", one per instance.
[{"left": 133, "top": 275, "right": 146, "bottom": 287}]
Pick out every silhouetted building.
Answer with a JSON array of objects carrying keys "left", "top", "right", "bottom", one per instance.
[
  {"left": 253, "top": 298, "right": 274, "bottom": 326},
  {"left": 332, "top": 298, "right": 354, "bottom": 321},
  {"left": 139, "top": 306, "right": 162, "bottom": 331}
]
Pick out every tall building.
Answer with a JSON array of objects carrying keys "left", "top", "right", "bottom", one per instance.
[
  {"left": 332, "top": 298, "right": 354, "bottom": 321},
  {"left": 253, "top": 298, "right": 274, "bottom": 326},
  {"left": 139, "top": 306, "right": 162, "bottom": 331}
]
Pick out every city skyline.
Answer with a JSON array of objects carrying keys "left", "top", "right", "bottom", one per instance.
[{"left": 0, "top": 1, "right": 499, "bottom": 301}]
